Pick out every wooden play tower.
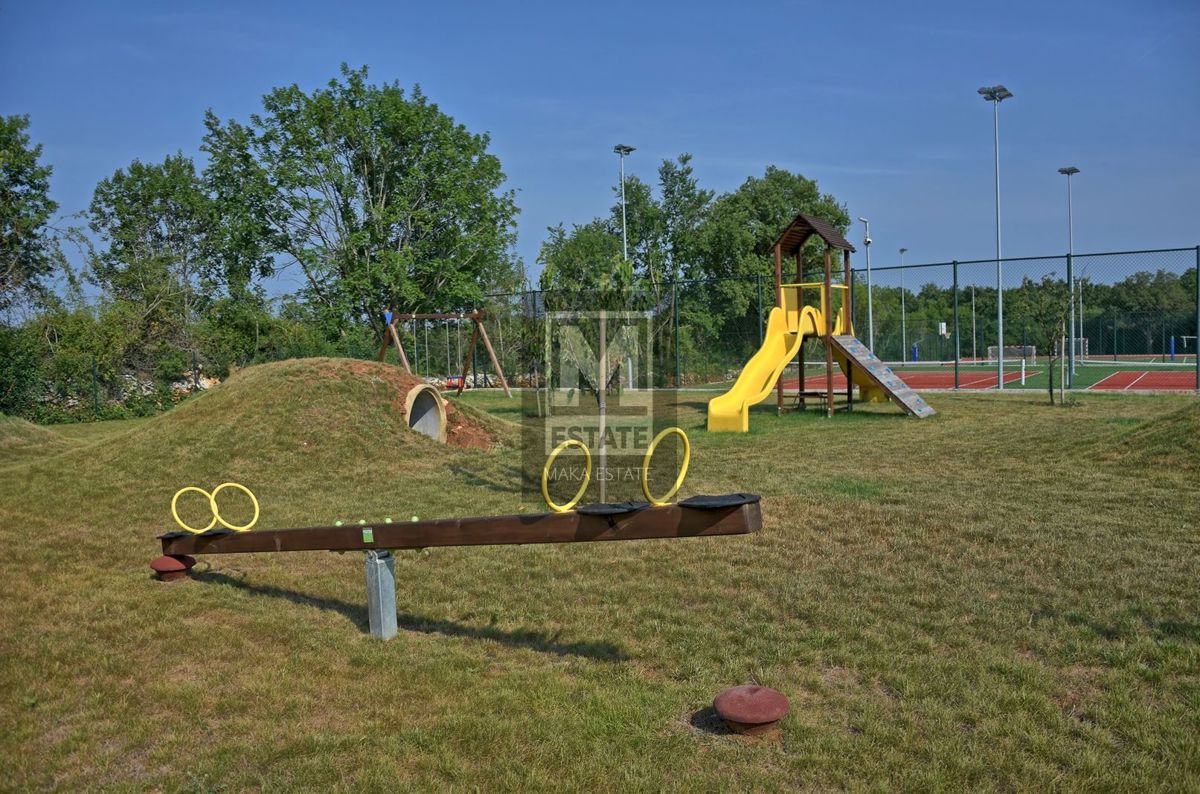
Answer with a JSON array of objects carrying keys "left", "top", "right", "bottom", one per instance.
[{"left": 770, "top": 212, "right": 857, "bottom": 417}]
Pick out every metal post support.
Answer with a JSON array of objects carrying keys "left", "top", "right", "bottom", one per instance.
[
  {"left": 364, "top": 549, "right": 397, "bottom": 640},
  {"left": 953, "top": 262, "right": 960, "bottom": 390},
  {"left": 993, "top": 98, "right": 1005, "bottom": 390},
  {"left": 774, "top": 244, "right": 784, "bottom": 414},
  {"left": 1067, "top": 252, "right": 1074, "bottom": 387},
  {"left": 823, "top": 247, "right": 834, "bottom": 419},
  {"left": 756, "top": 273, "right": 764, "bottom": 347},
  {"left": 673, "top": 283, "right": 681, "bottom": 388},
  {"left": 846, "top": 255, "right": 854, "bottom": 412}
]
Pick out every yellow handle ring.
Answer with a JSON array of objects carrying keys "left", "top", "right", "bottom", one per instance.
[
  {"left": 541, "top": 439, "right": 592, "bottom": 513},
  {"left": 171, "top": 486, "right": 218, "bottom": 533},
  {"left": 210, "top": 482, "right": 260, "bottom": 532},
  {"left": 641, "top": 427, "right": 691, "bottom": 506}
]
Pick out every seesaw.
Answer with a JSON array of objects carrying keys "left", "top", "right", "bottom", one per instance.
[
  {"left": 154, "top": 496, "right": 761, "bottom": 639},
  {"left": 152, "top": 430, "right": 762, "bottom": 639}
]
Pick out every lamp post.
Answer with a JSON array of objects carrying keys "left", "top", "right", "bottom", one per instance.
[
  {"left": 900, "top": 247, "right": 908, "bottom": 362},
  {"left": 613, "top": 144, "right": 635, "bottom": 262},
  {"left": 859, "top": 217, "right": 874, "bottom": 352},
  {"left": 1059, "top": 166, "right": 1080, "bottom": 383},
  {"left": 979, "top": 84, "right": 1013, "bottom": 388}
]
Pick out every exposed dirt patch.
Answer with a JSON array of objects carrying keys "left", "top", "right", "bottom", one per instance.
[
  {"left": 443, "top": 400, "right": 494, "bottom": 449},
  {"left": 339, "top": 359, "right": 494, "bottom": 449}
]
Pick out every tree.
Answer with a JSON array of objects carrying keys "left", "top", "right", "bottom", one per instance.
[
  {"left": 202, "top": 64, "right": 521, "bottom": 339},
  {"left": 538, "top": 221, "right": 626, "bottom": 296},
  {"left": 0, "top": 115, "right": 60, "bottom": 310},
  {"left": 685, "top": 166, "right": 849, "bottom": 356},
  {"left": 88, "top": 153, "right": 214, "bottom": 372},
  {"left": 1020, "top": 275, "right": 1070, "bottom": 404},
  {"left": 537, "top": 160, "right": 848, "bottom": 377}
]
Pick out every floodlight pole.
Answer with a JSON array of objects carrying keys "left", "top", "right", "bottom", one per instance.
[
  {"left": 900, "top": 247, "right": 908, "bottom": 362},
  {"left": 859, "top": 217, "right": 874, "bottom": 352},
  {"left": 1059, "top": 166, "right": 1080, "bottom": 384},
  {"left": 980, "top": 85, "right": 1012, "bottom": 389},
  {"left": 614, "top": 144, "right": 635, "bottom": 263},
  {"left": 608, "top": 144, "right": 634, "bottom": 503}
]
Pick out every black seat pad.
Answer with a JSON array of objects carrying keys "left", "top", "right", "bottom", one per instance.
[{"left": 678, "top": 493, "right": 760, "bottom": 510}]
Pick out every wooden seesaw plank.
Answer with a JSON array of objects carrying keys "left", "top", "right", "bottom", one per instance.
[{"left": 159, "top": 497, "right": 762, "bottom": 556}]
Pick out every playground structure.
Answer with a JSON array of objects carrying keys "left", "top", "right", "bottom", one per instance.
[
  {"left": 154, "top": 428, "right": 758, "bottom": 640},
  {"left": 153, "top": 493, "right": 761, "bottom": 639},
  {"left": 378, "top": 309, "right": 512, "bottom": 398},
  {"left": 707, "top": 213, "right": 935, "bottom": 432}
]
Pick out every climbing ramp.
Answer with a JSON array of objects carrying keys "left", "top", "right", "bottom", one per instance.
[{"left": 831, "top": 335, "right": 935, "bottom": 418}]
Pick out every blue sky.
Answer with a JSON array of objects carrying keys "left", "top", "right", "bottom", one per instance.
[{"left": 2, "top": 0, "right": 1197, "bottom": 295}]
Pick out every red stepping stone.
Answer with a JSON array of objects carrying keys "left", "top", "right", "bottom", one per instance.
[{"left": 713, "top": 684, "right": 790, "bottom": 736}]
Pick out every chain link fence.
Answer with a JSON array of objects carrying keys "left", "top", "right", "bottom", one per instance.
[
  {"left": 856, "top": 247, "right": 1198, "bottom": 371},
  {"left": 3, "top": 246, "right": 1197, "bottom": 421}
]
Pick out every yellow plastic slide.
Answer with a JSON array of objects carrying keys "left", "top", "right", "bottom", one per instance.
[{"left": 707, "top": 302, "right": 822, "bottom": 432}]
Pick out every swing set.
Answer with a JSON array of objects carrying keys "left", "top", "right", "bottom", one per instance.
[{"left": 378, "top": 309, "right": 512, "bottom": 398}]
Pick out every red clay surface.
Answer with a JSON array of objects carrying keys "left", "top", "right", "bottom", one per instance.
[
  {"left": 1088, "top": 370, "right": 1198, "bottom": 391},
  {"left": 780, "top": 369, "right": 1033, "bottom": 391}
]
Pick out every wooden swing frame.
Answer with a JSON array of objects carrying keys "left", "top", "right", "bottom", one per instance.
[{"left": 378, "top": 310, "right": 512, "bottom": 398}]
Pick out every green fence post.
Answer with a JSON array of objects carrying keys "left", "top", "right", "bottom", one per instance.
[
  {"left": 1112, "top": 308, "right": 1118, "bottom": 361},
  {"left": 953, "top": 261, "right": 960, "bottom": 390},
  {"left": 673, "top": 282, "right": 682, "bottom": 388},
  {"left": 1066, "top": 252, "right": 1074, "bottom": 388}
]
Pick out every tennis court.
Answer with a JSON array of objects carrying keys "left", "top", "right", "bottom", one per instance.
[
  {"left": 780, "top": 368, "right": 1032, "bottom": 391},
  {"left": 778, "top": 360, "right": 1197, "bottom": 392},
  {"left": 1088, "top": 369, "right": 1198, "bottom": 391}
]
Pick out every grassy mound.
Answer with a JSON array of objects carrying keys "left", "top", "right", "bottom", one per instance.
[
  {"left": 4, "top": 357, "right": 522, "bottom": 539},
  {"left": 1106, "top": 401, "right": 1200, "bottom": 472},
  {"left": 0, "top": 413, "right": 74, "bottom": 466}
]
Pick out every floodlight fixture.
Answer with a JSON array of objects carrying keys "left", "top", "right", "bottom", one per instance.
[
  {"left": 978, "top": 85, "right": 1013, "bottom": 102},
  {"left": 613, "top": 145, "right": 636, "bottom": 261}
]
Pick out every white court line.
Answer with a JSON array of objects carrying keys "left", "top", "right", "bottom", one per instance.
[
  {"left": 1088, "top": 371, "right": 1130, "bottom": 391},
  {"left": 962, "top": 369, "right": 1040, "bottom": 388},
  {"left": 1123, "top": 371, "right": 1149, "bottom": 391}
]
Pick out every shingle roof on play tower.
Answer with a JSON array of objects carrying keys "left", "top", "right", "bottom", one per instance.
[{"left": 770, "top": 212, "right": 856, "bottom": 255}]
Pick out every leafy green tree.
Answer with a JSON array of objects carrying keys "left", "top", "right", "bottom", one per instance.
[
  {"left": 538, "top": 221, "right": 627, "bottom": 296},
  {"left": 537, "top": 160, "right": 847, "bottom": 379},
  {"left": 0, "top": 115, "right": 60, "bottom": 310},
  {"left": 88, "top": 153, "right": 214, "bottom": 375},
  {"left": 683, "top": 166, "right": 849, "bottom": 362},
  {"left": 0, "top": 321, "right": 42, "bottom": 414},
  {"left": 203, "top": 64, "right": 521, "bottom": 339}
]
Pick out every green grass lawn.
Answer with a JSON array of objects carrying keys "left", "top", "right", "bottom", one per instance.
[{"left": 2, "top": 359, "right": 1198, "bottom": 790}]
